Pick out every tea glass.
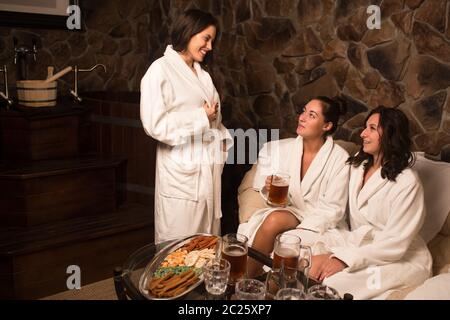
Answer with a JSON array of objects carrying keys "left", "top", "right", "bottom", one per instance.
[{"left": 203, "top": 258, "right": 230, "bottom": 299}]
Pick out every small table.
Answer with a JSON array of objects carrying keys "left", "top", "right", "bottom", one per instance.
[{"left": 113, "top": 240, "right": 316, "bottom": 300}]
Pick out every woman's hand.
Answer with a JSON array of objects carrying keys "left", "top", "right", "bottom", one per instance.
[
  {"left": 310, "top": 254, "right": 347, "bottom": 282},
  {"left": 203, "top": 101, "right": 218, "bottom": 122},
  {"left": 309, "top": 254, "right": 332, "bottom": 281}
]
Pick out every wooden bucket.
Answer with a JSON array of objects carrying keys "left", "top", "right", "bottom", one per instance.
[{"left": 16, "top": 80, "right": 57, "bottom": 107}]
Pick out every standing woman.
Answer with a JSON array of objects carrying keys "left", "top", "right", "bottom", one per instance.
[
  {"left": 140, "top": 9, "right": 233, "bottom": 243},
  {"left": 309, "top": 107, "right": 432, "bottom": 299}
]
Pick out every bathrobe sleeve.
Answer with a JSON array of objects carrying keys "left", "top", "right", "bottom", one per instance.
[
  {"left": 331, "top": 178, "right": 425, "bottom": 272},
  {"left": 300, "top": 159, "right": 350, "bottom": 234},
  {"left": 140, "top": 63, "right": 210, "bottom": 146},
  {"left": 252, "top": 142, "right": 277, "bottom": 190}
]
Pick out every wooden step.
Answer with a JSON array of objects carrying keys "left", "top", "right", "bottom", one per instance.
[
  {"left": 0, "top": 156, "right": 127, "bottom": 227},
  {"left": 0, "top": 203, "right": 154, "bottom": 299},
  {"left": 0, "top": 102, "right": 86, "bottom": 161}
]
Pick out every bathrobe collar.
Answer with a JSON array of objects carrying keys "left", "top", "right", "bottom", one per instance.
[
  {"left": 164, "top": 45, "right": 214, "bottom": 106},
  {"left": 352, "top": 163, "right": 388, "bottom": 210},
  {"left": 289, "top": 135, "right": 334, "bottom": 204}
]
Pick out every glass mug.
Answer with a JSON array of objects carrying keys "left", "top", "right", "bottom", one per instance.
[
  {"left": 298, "top": 244, "right": 312, "bottom": 289},
  {"left": 265, "top": 268, "right": 285, "bottom": 300},
  {"left": 267, "top": 173, "right": 290, "bottom": 207},
  {"left": 220, "top": 233, "right": 248, "bottom": 285},
  {"left": 273, "top": 234, "right": 300, "bottom": 270},
  {"left": 273, "top": 233, "right": 312, "bottom": 289}
]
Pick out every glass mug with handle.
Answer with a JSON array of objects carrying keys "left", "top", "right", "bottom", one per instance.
[
  {"left": 265, "top": 267, "right": 285, "bottom": 300},
  {"left": 273, "top": 233, "right": 312, "bottom": 290},
  {"left": 297, "top": 244, "right": 313, "bottom": 289},
  {"left": 273, "top": 233, "right": 300, "bottom": 270},
  {"left": 220, "top": 233, "right": 248, "bottom": 285},
  {"left": 272, "top": 234, "right": 300, "bottom": 289},
  {"left": 267, "top": 173, "right": 290, "bottom": 207}
]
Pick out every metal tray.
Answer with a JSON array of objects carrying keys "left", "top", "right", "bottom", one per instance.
[{"left": 138, "top": 233, "right": 217, "bottom": 300}]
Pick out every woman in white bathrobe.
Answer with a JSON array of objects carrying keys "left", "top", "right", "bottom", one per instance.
[
  {"left": 237, "top": 97, "right": 350, "bottom": 276},
  {"left": 140, "top": 10, "right": 232, "bottom": 243},
  {"left": 310, "top": 106, "right": 432, "bottom": 299}
]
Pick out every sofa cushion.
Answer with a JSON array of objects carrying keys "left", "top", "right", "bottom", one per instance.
[
  {"left": 428, "top": 232, "right": 450, "bottom": 275},
  {"left": 404, "top": 273, "right": 450, "bottom": 300},
  {"left": 413, "top": 153, "right": 450, "bottom": 243},
  {"left": 386, "top": 286, "right": 419, "bottom": 300},
  {"left": 439, "top": 209, "right": 450, "bottom": 236},
  {"left": 238, "top": 163, "right": 266, "bottom": 223}
]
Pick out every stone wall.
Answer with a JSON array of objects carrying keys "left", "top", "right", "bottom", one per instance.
[
  {"left": 0, "top": 0, "right": 153, "bottom": 95},
  {"left": 0, "top": 0, "right": 449, "bottom": 156},
  {"left": 149, "top": 0, "right": 450, "bottom": 156}
]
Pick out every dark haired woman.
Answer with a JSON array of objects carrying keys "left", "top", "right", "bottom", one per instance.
[
  {"left": 140, "top": 9, "right": 232, "bottom": 243},
  {"left": 237, "top": 97, "right": 350, "bottom": 276},
  {"left": 309, "top": 106, "right": 432, "bottom": 299}
]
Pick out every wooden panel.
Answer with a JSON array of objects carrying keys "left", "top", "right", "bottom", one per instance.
[
  {"left": 0, "top": 203, "right": 153, "bottom": 299},
  {"left": 85, "top": 96, "right": 156, "bottom": 209},
  {"left": 0, "top": 258, "right": 14, "bottom": 299},
  {"left": 0, "top": 167, "right": 114, "bottom": 195},
  {"left": 12, "top": 228, "right": 151, "bottom": 299},
  {"left": 101, "top": 101, "right": 112, "bottom": 155},
  {"left": 0, "top": 186, "right": 116, "bottom": 226},
  {"left": 0, "top": 115, "right": 80, "bottom": 161},
  {"left": 0, "top": 158, "right": 127, "bottom": 227}
]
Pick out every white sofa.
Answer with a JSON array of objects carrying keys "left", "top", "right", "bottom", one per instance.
[{"left": 237, "top": 140, "right": 450, "bottom": 299}]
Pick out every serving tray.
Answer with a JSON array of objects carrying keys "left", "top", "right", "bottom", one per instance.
[{"left": 138, "top": 233, "right": 217, "bottom": 300}]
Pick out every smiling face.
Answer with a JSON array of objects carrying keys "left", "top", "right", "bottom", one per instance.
[
  {"left": 296, "top": 99, "right": 332, "bottom": 139},
  {"left": 360, "top": 113, "right": 382, "bottom": 156},
  {"left": 183, "top": 25, "right": 216, "bottom": 64}
]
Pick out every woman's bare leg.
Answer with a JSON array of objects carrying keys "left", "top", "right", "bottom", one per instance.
[{"left": 247, "top": 210, "right": 299, "bottom": 278}]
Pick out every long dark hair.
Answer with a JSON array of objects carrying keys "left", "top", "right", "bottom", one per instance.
[
  {"left": 347, "top": 106, "right": 414, "bottom": 181},
  {"left": 171, "top": 9, "right": 219, "bottom": 65},
  {"left": 314, "top": 96, "right": 347, "bottom": 136}
]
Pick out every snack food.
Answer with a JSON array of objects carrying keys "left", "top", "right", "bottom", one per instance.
[
  {"left": 148, "top": 269, "right": 200, "bottom": 298},
  {"left": 180, "top": 235, "right": 218, "bottom": 252},
  {"left": 145, "top": 235, "right": 219, "bottom": 299}
]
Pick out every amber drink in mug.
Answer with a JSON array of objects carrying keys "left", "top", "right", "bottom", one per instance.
[
  {"left": 272, "top": 233, "right": 300, "bottom": 270},
  {"left": 221, "top": 233, "right": 248, "bottom": 285},
  {"left": 267, "top": 173, "right": 290, "bottom": 207}
]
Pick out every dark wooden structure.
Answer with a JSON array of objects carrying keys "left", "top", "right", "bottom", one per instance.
[{"left": 0, "top": 97, "right": 155, "bottom": 299}]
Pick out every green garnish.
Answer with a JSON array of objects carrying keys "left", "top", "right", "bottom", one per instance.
[{"left": 153, "top": 266, "right": 201, "bottom": 278}]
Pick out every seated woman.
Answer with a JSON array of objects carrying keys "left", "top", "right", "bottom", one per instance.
[
  {"left": 309, "top": 106, "right": 432, "bottom": 300},
  {"left": 237, "top": 96, "right": 350, "bottom": 277}
]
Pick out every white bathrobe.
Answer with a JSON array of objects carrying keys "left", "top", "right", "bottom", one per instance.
[
  {"left": 237, "top": 136, "right": 350, "bottom": 245},
  {"left": 140, "top": 45, "right": 233, "bottom": 243},
  {"left": 317, "top": 164, "right": 432, "bottom": 300}
]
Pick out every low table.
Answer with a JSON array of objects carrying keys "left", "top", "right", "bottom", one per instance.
[{"left": 113, "top": 240, "right": 317, "bottom": 300}]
